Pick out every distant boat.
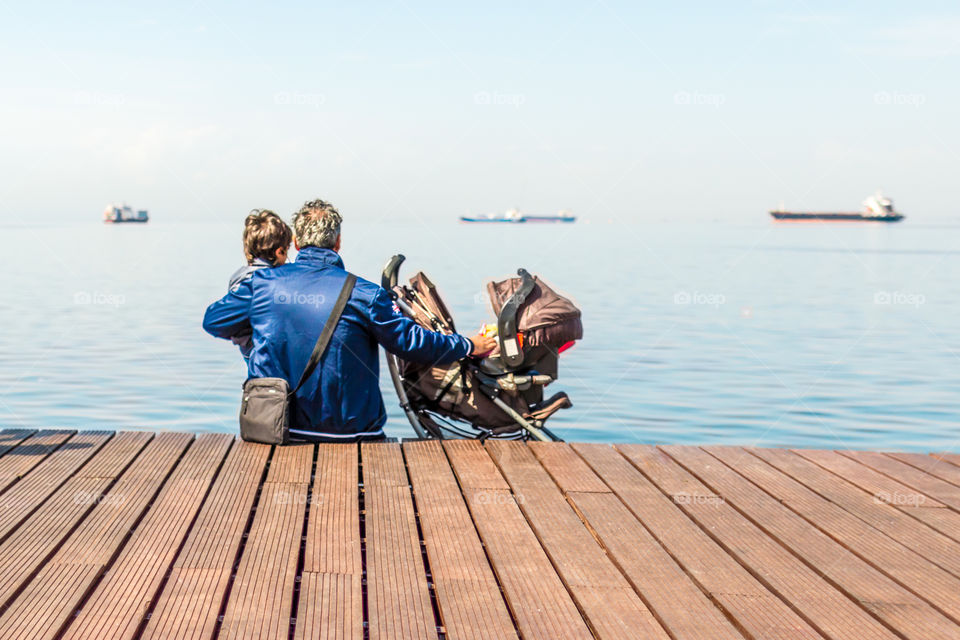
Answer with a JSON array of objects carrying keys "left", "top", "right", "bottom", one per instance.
[
  {"left": 770, "top": 192, "right": 904, "bottom": 223},
  {"left": 460, "top": 208, "right": 576, "bottom": 224},
  {"left": 103, "top": 203, "right": 149, "bottom": 224}
]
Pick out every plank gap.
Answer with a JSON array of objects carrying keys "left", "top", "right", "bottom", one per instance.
[
  {"left": 357, "top": 444, "right": 370, "bottom": 640},
  {"left": 287, "top": 443, "right": 319, "bottom": 640}
]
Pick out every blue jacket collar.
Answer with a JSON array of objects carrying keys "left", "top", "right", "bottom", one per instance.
[{"left": 295, "top": 246, "right": 344, "bottom": 269}]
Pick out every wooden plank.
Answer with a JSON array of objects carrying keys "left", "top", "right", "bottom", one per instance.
[
  {"left": 576, "top": 443, "right": 828, "bottom": 640},
  {"left": 905, "top": 507, "right": 960, "bottom": 540},
  {"left": 53, "top": 432, "right": 194, "bottom": 565},
  {"left": 488, "top": 440, "right": 670, "bottom": 640},
  {"left": 748, "top": 446, "right": 960, "bottom": 580},
  {"left": 0, "top": 430, "right": 35, "bottom": 459},
  {"left": 4, "top": 429, "right": 959, "bottom": 640},
  {"left": 303, "top": 444, "right": 360, "bottom": 576},
  {"left": 792, "top": 448, "right": 948, "bottom": 508},
  {"left": 220, "top": 443, "right": 312, "bottom": 640},
  {"left": 528, "top": 441, "right": 609, "bottom": 492},
  {"left": 445, "top": 440, "right": 593, "bottom": 640},
  {"left": 842, "top": 450, "right": 960, "bottom": 511},
  {"left": 404, "top": 440, "right": 518, "bottom": 640},
  {"left": 145, "top": 567, "right": 229, "bottom": 640},
  {"left": 442, "top": 439, "right": 510, "bottom": 489},
  {"left": 888, "top": 452, "right": 960, "bottom": 489},
  {"left": 657, "top": 445, "right": 960, "bottom": 639},
  {"left": 531, "top": 443, "right": 744, "bottom": 640},
  {"left": 631, "top": 444, "right": 905, "bottom": 640},
  {"left": 0, "top": 431, "right": 193, "bottom": 640},
  {"left": 170, "top": 441, "right": 272, "bottom": 570},
  {"left": 141, "top": 439, "right": 270, "bottom": 640},
  {"left": 703, "top": 445, "right": 960, "bottom": 625},
  {"left": 0, "top": 430, "right": 74, "bottom": 494},
  {"left": 362, "top": 442, "right": 437, "bottom": 640},
  {"left": 792, "top": 448, "right": 960, "bottom": 543},
  {"left": 295, "top": 443, "right": 362, "bottom": 640},
  {"left": 296, "top": 572, "right": 362, "bottom": 640},
  {"left": 931, "top": 452, "right": 960, "bottom": 471},
  {"left": 0, "top": 430, "right": 115, "bottom": 542},
  {"left": 60, "top": 433, "right": 233, "bottom": 640},
  {"left": 0, "top": 564, "right": 103, "bottom": 640},
  {"left": 0, "top": 431, "right": 151, "bottom": 609}
]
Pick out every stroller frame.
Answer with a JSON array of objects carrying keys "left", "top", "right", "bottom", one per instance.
[{"left": 381, "top": 255, "right": 565, "bottom": 442}]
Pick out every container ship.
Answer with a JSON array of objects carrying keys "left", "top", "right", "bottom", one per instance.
[
  {"left": 103, "top": 203, "right": 149, "bottom": 224},
  {"left": 770, "top": 192, "right": 903, "bottom": 223},
  {"left": 460, "top": 208, "right": 576, "bottom": 223}
]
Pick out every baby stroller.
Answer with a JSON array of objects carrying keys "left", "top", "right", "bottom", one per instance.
[{"left": 381, "top": 255, "right": 582, "bottom": 441}]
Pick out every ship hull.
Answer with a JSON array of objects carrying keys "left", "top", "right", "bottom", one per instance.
[
  {"left": 770, "top": 211, "right": 903, "bottom": 223},
  {"left": 522, "top": 216, "right": 576, "bottom": 223},
  {"left": 459, "top": 217, "right": 522, "bottom": 223},
  {"left": 459, "top": 215, "right": 576, "bottom": 223},
  {"left": 104, "top": 218, "right": 149, "bottom": 224}
]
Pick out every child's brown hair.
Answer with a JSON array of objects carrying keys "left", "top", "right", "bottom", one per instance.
[{"left": 243, "top": 209, "right": 292, "bottom": 265}]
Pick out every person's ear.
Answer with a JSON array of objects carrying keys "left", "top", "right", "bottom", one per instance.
[
  {"left": 294, "top": 238, "right": 301, "bottom": 251},
  {"left": 334, "top": 234, "right": 341, "bottom": 252}
]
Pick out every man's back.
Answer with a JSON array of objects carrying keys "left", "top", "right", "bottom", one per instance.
[{"left": 204, "top": 246, "right": 473, "bottom": 440}]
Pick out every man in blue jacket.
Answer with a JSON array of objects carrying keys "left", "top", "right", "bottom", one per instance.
[{"left": 203, "top": 199, "right": 495, "bottom": 441}]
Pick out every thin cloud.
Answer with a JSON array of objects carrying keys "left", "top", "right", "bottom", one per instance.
[{"left": 859, "top": 17, "right": 960, "bottom": 58}]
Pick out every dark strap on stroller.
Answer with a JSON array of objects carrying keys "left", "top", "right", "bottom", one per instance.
[
  {"left": 434, "top": 362, "right": 465, "bottom": 404},
  {"left": 291, "top": 273, "right": 357, "bottom": 395},
  {"left": 497, "top": 268, "right": 536, "bottom": 368}
]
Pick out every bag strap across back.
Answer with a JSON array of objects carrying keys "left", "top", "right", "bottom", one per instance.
[{"left": 291, "top": 273, "right": 357, "bottom": 395}]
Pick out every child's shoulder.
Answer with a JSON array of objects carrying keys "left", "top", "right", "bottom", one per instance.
[
  {"left": 227, "top": 264, "right": 257, "bottom": 291},
  {"left": 229, "top": 259, "right": 278, "bottom": 291}
]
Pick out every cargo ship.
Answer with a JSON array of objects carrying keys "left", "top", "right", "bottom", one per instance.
[
  {"left": 103, "top": 203, "right": 149, "bottom": 224},
  {"left": 460, "top": 208, "right": 575, "bottom": 223},
  {"left": 770, "top": 192, "right": 904, "bottom": 222}
]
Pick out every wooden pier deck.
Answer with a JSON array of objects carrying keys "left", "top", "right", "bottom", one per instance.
[{"left": 0, "top": 429, "right": 959, "bottom": 639}]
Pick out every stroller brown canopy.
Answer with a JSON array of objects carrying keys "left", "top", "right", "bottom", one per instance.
[{"left": 487, "top": 275, "right": 583, "bottom": 348}]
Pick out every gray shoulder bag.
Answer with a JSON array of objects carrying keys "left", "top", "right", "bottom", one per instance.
[{"left": 239, "top": 273, "right": 357, "bottom": 444}]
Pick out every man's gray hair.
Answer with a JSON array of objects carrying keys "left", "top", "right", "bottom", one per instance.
[{"left": 292, "top": 199, "right": 342, "bottom": 249}]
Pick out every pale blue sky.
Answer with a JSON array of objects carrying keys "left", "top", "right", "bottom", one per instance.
[{"left": 1, "top": 1, "right": 959, "bottom": 222}]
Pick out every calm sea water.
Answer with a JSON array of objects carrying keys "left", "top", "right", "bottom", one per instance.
[{"left": 3, "top": 219, "right": 959, "bottom": 452}]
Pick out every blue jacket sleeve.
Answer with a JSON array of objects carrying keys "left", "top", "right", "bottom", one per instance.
[
  {"left": 366, "top": 287, "right": 472, "bottom": 364},
  {"left": 203, "top": 278, "right": 253, "bottom": 340}
]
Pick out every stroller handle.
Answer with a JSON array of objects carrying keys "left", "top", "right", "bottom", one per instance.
[
  {"left": 381, "top": 254, "right": 406, "bottom": 291},
  {"left": 496, "top": 268, "right": 536, "bottom": 369},
  {"left": 378, "top": 254, "right": 430, "bottom": 439}
]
